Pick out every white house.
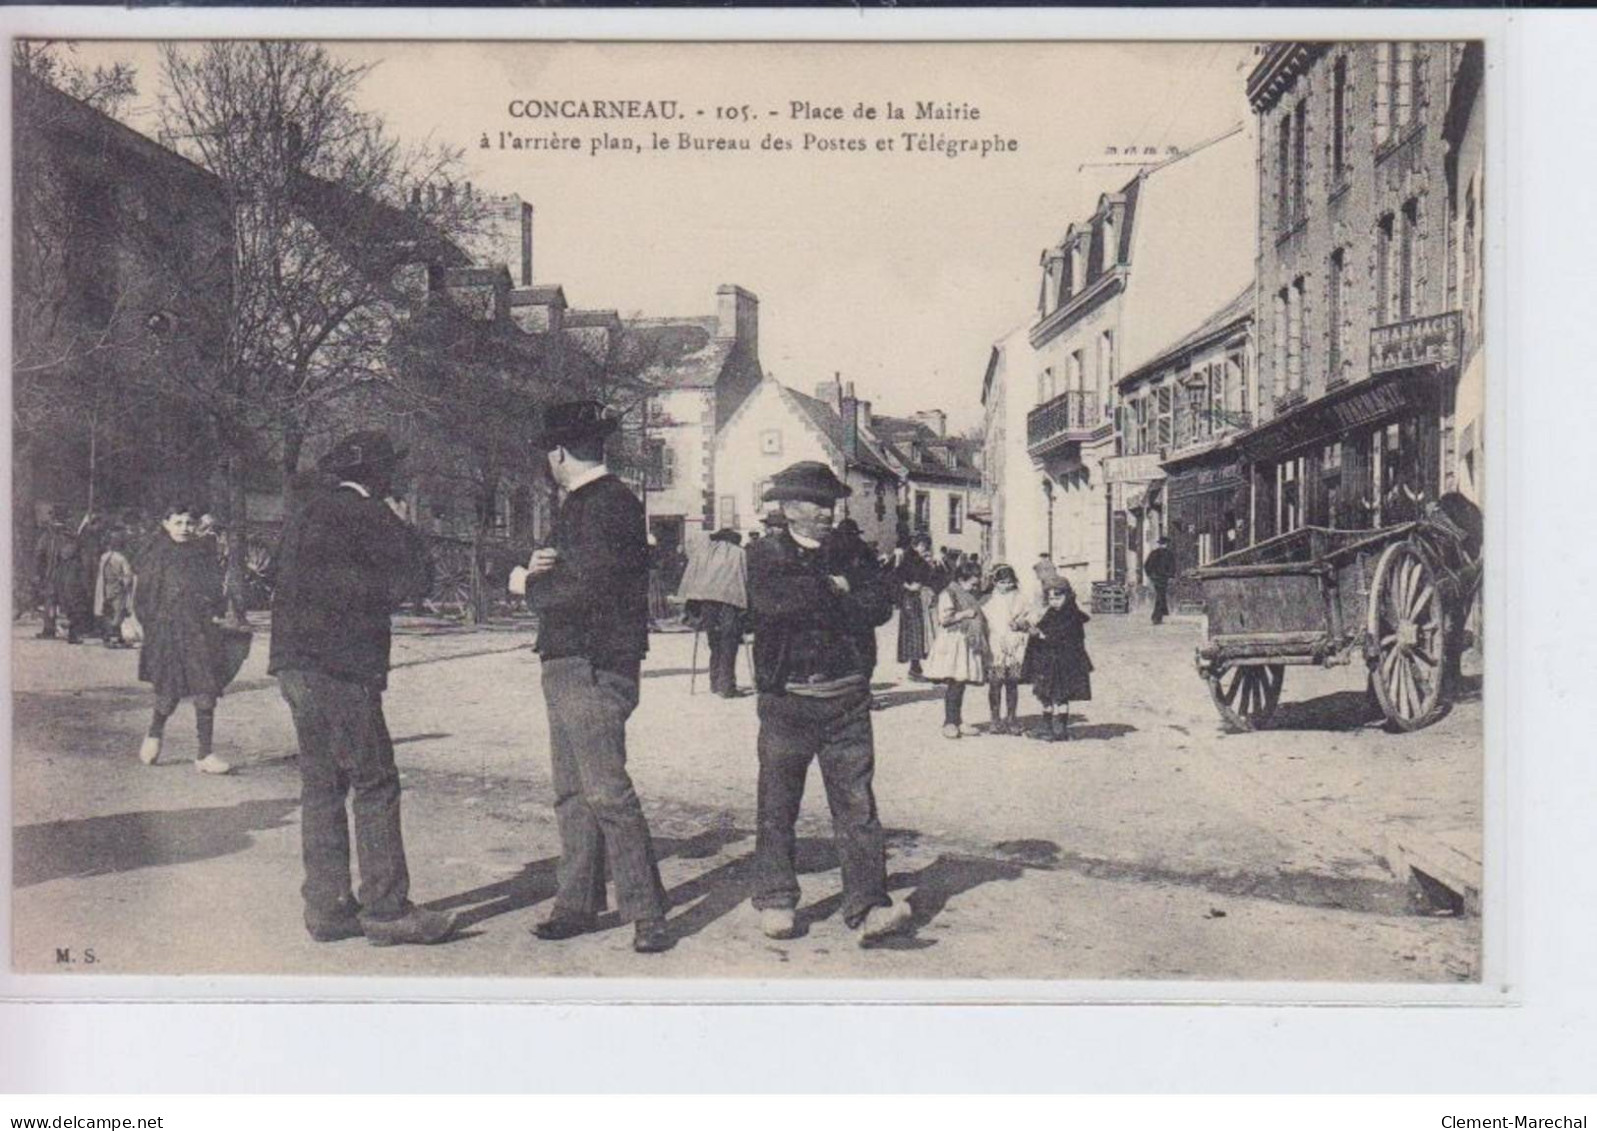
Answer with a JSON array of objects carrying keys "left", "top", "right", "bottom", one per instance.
[
  {"left": 1010, "top": 124, "right": 1256, "bottom": 594},
  {"left": 713, "top": 377, "right": 900, "bottom": 552}
]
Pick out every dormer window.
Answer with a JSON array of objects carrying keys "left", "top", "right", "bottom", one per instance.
[{"left": 1101, "top": 213, "right": 1117, "bottom": 270}]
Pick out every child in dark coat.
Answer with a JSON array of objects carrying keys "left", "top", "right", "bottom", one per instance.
[
  {"left": 135, "top": 502, "right": 234, "bottom": 774},
  {"left": 1022, "top": 580, "right": 1094, "bottom": 741}
]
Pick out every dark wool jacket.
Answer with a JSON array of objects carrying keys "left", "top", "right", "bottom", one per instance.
[
  {"left": 527, "top": 473, "right": 650, "bottom": 677},
  {"left": 269, "top": 477, "right": 432, "bottom": 689},
  {"left": 747, "top": 529, "right": 895, "bottom": 693},
  {"left": 1143, "top": 547, "right": 1175, "bottom": 584}
]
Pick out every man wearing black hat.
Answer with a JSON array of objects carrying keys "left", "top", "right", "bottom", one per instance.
[
  {"left": 745, "top": 461, "right": 911, "bottom": 946},
  {"left": 525, "top": 400, "right": 670, "bottom": 954},
  {"left": 270, "top": 429, "right": 453, "bottom": 946}
]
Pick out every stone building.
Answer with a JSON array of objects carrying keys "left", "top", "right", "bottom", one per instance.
[
  {"left": 1241, "top": 42, "right": 1480, "bottom": 541},
  {"left": 1010, "top": 126, "right": 1255, "bottom": 596},
  {"left": 1109, "top": 285, "right": 1256, "bottom": 610},
  {"left": 865, "top": 404, "right": 986, "bottom": 561},
  {"left": 713, "top": 377, "right": 900, "bottom": 553},
  {"left": 628, "top": 285, "right": 765, "bottom": 557},
  {"left": 12, "top": 69, "right": 233, "bottom": 527}
]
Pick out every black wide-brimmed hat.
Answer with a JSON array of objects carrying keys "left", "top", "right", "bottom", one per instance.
[
  {"left": 762, "top": 461, "right": 852, "bottom": 506},
  {"left": 534, "top": 400, "right": 619, "bottom": 450},
  {"left": 320, "top": 430, "right": 406, "bottom": 476}
]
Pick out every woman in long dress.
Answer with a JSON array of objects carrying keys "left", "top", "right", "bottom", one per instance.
[{"left": 893, "top": 533, "right": 938, "bottom": 680}]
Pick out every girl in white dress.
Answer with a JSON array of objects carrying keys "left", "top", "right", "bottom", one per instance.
[
  {"left": 925, "top": 560, "right": 989, "bottom": 738},
  {"left": 981, "top": 564, "right": 1031, "bottom": 735}
]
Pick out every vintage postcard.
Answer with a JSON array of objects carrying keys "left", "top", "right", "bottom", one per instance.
[{"left": 7, "top": 34, "right": 1493, "bottom": 992}]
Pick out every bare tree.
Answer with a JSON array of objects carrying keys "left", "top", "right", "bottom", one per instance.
[{"left": 153, "top": 41, "right": 483, "bottom": 621}]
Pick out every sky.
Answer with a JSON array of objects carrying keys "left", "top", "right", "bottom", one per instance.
[{"left": 70, "top": 40, "right": 1257, "bottom": 431}]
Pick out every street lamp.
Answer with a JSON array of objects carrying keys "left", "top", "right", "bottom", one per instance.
[{"left": 1042, "top": 477, "right": 1055, "bottom": 559}]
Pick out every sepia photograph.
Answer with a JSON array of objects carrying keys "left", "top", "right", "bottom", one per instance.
[{"left": 7, "top": 36, "right": 1490, "bottom": 987}]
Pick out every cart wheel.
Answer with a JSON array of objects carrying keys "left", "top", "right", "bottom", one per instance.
[
  {"left": 1368, "top": 540, "right": 1450, "bottom": 731},
  {"left": 1208, "top": 663, "right": 1285, "bottom": 732}
]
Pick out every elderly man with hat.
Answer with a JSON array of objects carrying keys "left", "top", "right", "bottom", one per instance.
[
  {"left": 269, "top": 429, "right": 451, "bottom": 946},
  {"left": 524, "top": 400, "right": 671, "bottom": 954},
  {"left": 745, "top": 461, "right": 912, "bottom": 945}
]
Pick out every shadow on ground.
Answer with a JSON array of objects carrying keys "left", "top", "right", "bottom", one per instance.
[
  {"left": 1269, "top": 690, "right": 1382, "bottom": 732},
  {"left": 14, "top": 798, "right": 299, "bottom": 888}
]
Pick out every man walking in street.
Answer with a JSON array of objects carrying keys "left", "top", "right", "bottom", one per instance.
[
  {"left": 678, "top": 527, "right": 749, "bottom": 698},
  {"left": 746, "top": 461, "right": 912, "bottom": 947},
  {"left": 270, "top": 430, "right": 454, "bottom": 947},
  {"left": 1144, "top": 536, "right": 1174, "bottom": 626},
  {"left": 525, "top": 400, "right": 671, "bottom": 954}
]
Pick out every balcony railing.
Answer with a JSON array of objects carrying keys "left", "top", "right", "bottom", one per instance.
[
  {"left": 1026, "top": 389, "right": 1100, "bottom": 453},
  {"left": 1172, "top": 408, "right": 1254, "bottom": 452},
  {"left": 1370, "top": 310, "right": 1462, "bottom": 376}
]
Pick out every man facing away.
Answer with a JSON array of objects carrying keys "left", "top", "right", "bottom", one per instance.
[
  {"left": 525, "top": 400, "right": 671, "bottom": 954},
  {"left": 745, "top": 461, "right": 912, "bottom": 946},
  {"left": 269, "top": 430, "right": 454, "bottom": 946},
  {"left": 1143, "top": 536, "right": 1174, "bottom": 626}
]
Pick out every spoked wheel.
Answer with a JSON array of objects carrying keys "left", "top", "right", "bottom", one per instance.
[
  {"left": 1368, "top": 540, "right": 1451, "bottom": 731},
  {"left": 1208, "top": 663, "right": 1285, "bottom": 732}
]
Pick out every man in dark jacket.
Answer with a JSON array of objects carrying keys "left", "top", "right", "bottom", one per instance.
[
  {"left": 269, "top": 430, "right": 452, "bottom": 947},
  {"left": 746, "top": 461, "right": 911, "bottom": 947},
  {"left": 1143, "top": 536, "right": 1174, "bottom": 626},
  {"left": 525, "top": 401, "right": 670, "bottom": 954}
]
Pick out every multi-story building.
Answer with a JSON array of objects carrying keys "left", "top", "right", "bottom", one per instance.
[
  {"left": 979, "top": 322, "right": 1034, "bottom": 577},
  {"left": 1018, "top": 126, "right": 1256, "bottom": 595},
  {"left": 629, "top": 285, "right": 765, "bottom": 557},
  {"left": 866, "top": 405, "right": 986, "bottom": 560},
  {"left": 1242, "top": 42, "right": 1480, "bottom": 541},
  {"left": 1110, "top": 286, "right": 1256, "bottom": 610},
  {"left": 1443, "top": 42, "right": 1484, "bottom": 507}
]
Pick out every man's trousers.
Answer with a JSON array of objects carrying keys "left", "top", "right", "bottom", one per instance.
[{"left": 541, "top": 656, "right": 667, "bottom": 924}]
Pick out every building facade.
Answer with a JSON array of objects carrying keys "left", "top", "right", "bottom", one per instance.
[
  {"left": 1109, "top": 286, "right": 1256, "bottom": 610},
  {"left": 713, "top": 377, "right": 900, "bottom": 552},
  {"left": 1014, "top": 126, "right": 1256, "bottom": 596},
  {"left": 1242, "top": 42, "right": 1479, "bottom": 542},
  {"left": 865, "top": 405, "right": 986, "bottom": 561},
  {"left": 630, "top": 285, "right": 765, "bottom": 558}
]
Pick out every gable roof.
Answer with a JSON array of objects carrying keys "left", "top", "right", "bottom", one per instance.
[{"left": 778, "top": 386, "right": 896, "bottom": 478}]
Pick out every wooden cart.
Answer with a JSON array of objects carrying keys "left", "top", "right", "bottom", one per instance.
[{"left": 1191, "top": 500, "right": 1482, "bottom": 733}]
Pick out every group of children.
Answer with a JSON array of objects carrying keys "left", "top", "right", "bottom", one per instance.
[{"left": 923, "top": 562, "right": 1095, "bottom": 742}]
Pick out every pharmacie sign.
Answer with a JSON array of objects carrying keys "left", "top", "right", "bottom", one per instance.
[{"left": 1102, "top": 453, "right": 1167, "bottom": 484}]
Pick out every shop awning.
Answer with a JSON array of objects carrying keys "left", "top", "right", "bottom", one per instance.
[{"left": 1235, "top": 367, "right": 1443, "bottom": 464}]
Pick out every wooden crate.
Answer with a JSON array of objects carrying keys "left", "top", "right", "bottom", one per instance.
[{"left": 1091, "top": 580, "right": 1130, "bottom": 615}]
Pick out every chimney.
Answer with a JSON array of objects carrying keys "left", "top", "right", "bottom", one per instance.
[
  {"left": 815, "top": 373, "right": 842, "bottom": 410},
  {"left": 842, "top": 392, "right": 860, "bottom": 461},
  {"left": 716, "top": 285, "right": 759, "bottom": 356},
  {"left": 856, "top": 399, "right": 872, "bottom": 432},
  {"left": 913, "top": 409, "right": 948, "bottom": 438},
  {"left": 520, "top": 201, "right": 534, "bottom": 287}
]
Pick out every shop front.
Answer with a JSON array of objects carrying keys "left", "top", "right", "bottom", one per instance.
[
  {"left": 1103, "top": 451, "right": 1166, "bottom": 606},
  {"left": 1163, "top": 443, "right": 1248, "bottom": 611},
  {"left": 1240, "top": 338, "right": 1454, "bottom": 545}
]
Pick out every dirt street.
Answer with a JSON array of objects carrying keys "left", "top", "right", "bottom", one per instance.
[{"left": 9, "top": 611, "right": 1480, "bottom": 983}]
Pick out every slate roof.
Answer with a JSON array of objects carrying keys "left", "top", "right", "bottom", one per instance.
[
  {"left": 628, "top": 316, "right": 735, "bottom": 390},
  {"left": 869, "top": 416, "right": 984, "bottom": 486},
  {"left": 1119, "top": 283, "right": 1255, "bottom": 391},
  {"left": 780, "top": 387, "right": 897, "bottom": 478},
  {"left": 511, "top": 285, "right": 567, "bottom": 308}
]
